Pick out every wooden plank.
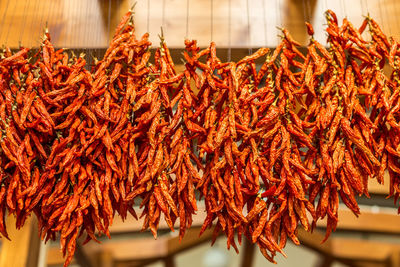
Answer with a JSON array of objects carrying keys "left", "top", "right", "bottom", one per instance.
[
  {"left": 0, "top": 215, "right": 41, "bottom": 267},
  {"left": 298, "top": 228, "right": 400, "bottom": 263},
  {"left": 1, "top": 0, "right": 400, "bottom": 49},
  {"left": 297, "top": 228, "right": 332, "bottom": 256},
  {"left": 74, "top": 243, "right": 94, "bottom": 267},
  {"left": 163, "top": 255, "right": 175, "bottom": 267},
  {"left": 316, "top": 207, "right": 400, "bottom": 234},
  {"left": 331, "top": 238, "right": 400, "bottom": 262},
  {"left": 47, "top": 226, "right": 214, "bottom": 266}
]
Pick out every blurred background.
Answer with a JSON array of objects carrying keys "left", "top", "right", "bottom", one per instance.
[{"left": 1, "top": 1, "right": 400, "bottom": 267}]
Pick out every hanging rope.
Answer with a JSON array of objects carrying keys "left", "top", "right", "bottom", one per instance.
[
  {"left": 30, "top": 1, "right": 40, "bottom": 46},
  {"left": 107, "top": 0, "right": 111, "bottom": 44},
  {"left": 147, "top": 0, "right": 150, "bottom": 33},
  {"left": 302, "top": 0, "right": 309, "bottom": 22},
  {"left": 227, "top": 0, "right": 232, "bottom": 62},
  {"left": 5, "top": 0, "right": 17, "bottom": 46},
  {"left": 162, "top": 0, "right": 166, "bottom": 30},
  {"left": 378, "top": 1, "right": 386, "bottom": 33},
  {"left": 262, "top": 0, "right": 267, "bottom": 47},
  {"left": 383, "top": 0, "right": 392, "bottom": 36},
  {"left": 340, "top": 0, "right": 347, "bottom": 18},
  {"left": 393, "top": 0, "right": 400, "bottom": 39},
  {"left": 0, "top": 0, "right": 11, "bottom": 45},
  {"left": 19, "top": 0, "right": 29, "bottom": 47},
  {"left": 211, "top": 0, "right": 214, "bottom": 42},
  {"left": 185, "top": 0, "right": 189, "bottom": 39},
  {"left": 246, "top": 0, "right": 252, "bottom": 54}
]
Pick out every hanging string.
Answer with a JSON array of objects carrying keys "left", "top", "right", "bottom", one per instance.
[
  {"left": 84, "top": 0, "right": 92, "bottom": 64},
  {"left": 340, "top": 0, "right": 347, "bottom": 18},
  {"left": 107, "top": 0, "right": 111, "bottom": 44},
  {"left": 38, "top": 0, "right": 46, "bottom": 40},
  {"left": 306, "top": 0, "right": 312, "bottom": 21},
  {"left": 360, "top": 0, "right": 366, "bottom": 15},
  {"left": 378, "top": 1, "right": 386, "bottom": 34},
  {"left": 246, "top": 0, "right": 251, "bottom": 54},
  {"left": 19, "top": 0, "right": 30, "bottom": 47},
  {"left": 64, "top": 0, "right": 70, "bottom": 49},
  {"left": 147, "top": 0, "right": 150, "bottom": 33},
  {"left": 5, "top": 0, "right": 17, "bottom": 47},
  {"left": 383, "top": 0, "right": 392, "bottom": 36},
  {"left": 0, "top": 0, "right": 11, "bottom": 45},
  {"left": 71, "top": 0, "right": 80, "bottom": 49},
  {"left": 94, "top": 1, "right": 101, "bottom": 60},
  {"left": 211, "top": 0, "right": 214, "bottom": 42},
  {"left": 302, "top": 0, "right": 309, "bottom": 22},
  {"left": 162, "top": 0, "right": 166, "bottom": 30},
  {"left": 394, "top": 0, "right": 400, "bottom": 39},
  {"left": 185, "top": 0, "right": 189, "bottom": 39},
  {"left": 276, "top": 0, "right": 283, "bottom": 45},
  {"left": 364, "top": 0, "right": 370, "bottom": 15},
  {"left": 262, "top": 0, "right": 267, "bottom": 47},
  {"left": 227, "top": 0, "right": 232, "bottom": 62}
]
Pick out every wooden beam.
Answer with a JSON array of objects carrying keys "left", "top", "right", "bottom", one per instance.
[
  {"left": 0, "top": 215, "right": 41, "bottom": 267},
  {"left": 315, "top": 256, "right": 334, "bottom": 267},
  {"left": 240, "top": 238, "right": 255, "bottom": 267},
  {"left": 2, "top": 0, "right": 400, "bottom": 49},
  {"left": 316, "top": 207, "right": 400, "bottom": 234},
  {"left": 74, "top": 243, "right": 94, "bottom": 267},
  {"left": 164, "top": 255, "right": 176, "bottom": 267}
]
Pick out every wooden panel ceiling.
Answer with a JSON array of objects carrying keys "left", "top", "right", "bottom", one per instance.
[{"left": 0, "top": 0, "right": 399, "bottom": 49}]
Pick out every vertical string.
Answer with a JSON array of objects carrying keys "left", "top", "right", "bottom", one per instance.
[
  {"left": 84, "top": 0, "right": 92, "bottom": 64},
  {"left": 48, "top": 0, "right": 57, "bottom": 37},
  {"left": 340, "top": 0, "right": 347, "bottom": 18},
  {"left": 38, "top": 0, "right": 46, "bottom": 41},
  {"left": 107, "top": 0, "right": 111, "bottom": 44},
  {"left": 302, "top": 0, "right": 309, "bottom": 22},
  {"left": 360, "top": 0, "right": 365, "bottom": 15},
  {"left": 378, "top": 1, "right": 386, "bottom": 34},
  {"left": 64, "top": 0, "right": 70, "bottom": 48},
  {"left": 262, "top": 0, "right": 267, "bottom": 47},
  {"left": 95, "top": 0, "right": 101, "bottom": 60},
  {"left": 0, "top": 0, "right": 11, "bottom": 45},
  {"left": 185, "top": 0, "right": 189, "bottom": 39},
  {"left": 227, "top": 0, "right": 231, "bottom": 62},
  {"left": 364, "top": 0, "right": 370, "bottom": 15},
  {"left": 147, "top": 0, "right": 150, "bottom": 33},
  {"left": 211, "top": 0, "right": 214, "bottom": 42},
  {"left": 276, "top": 0, "right": 283, "bottom": 45},
  {"left": 162, "top": 0, "right": 166, "bottom": 30},
  {"left": 394, "top": 0, "right": 400, "bottom": 39},
  {"left": 19, "top": 0, "right": 29, "bottom": 47},
  {"left": 72, "top": 0, "right": 82, "bottom": 49},
  {"left": 246, "top": 0, "right": 251, "bottom": 54},
  {"left": 383, "top": 0, "right": 392, "bottom": 36},
  {"left": 5, "top": 0, "right": 17, "bottom": 47},
  {"left": 306, "top": 0, "right": 312, "bottom": 21}
]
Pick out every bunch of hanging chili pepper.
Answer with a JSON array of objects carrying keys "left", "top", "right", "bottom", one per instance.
[{"left": 3, "top": 8, "right": 400, "bottom": 267}]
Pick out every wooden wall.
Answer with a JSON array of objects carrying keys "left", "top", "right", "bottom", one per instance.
[{"left": 0, "top": 0, "right": 399, "bottom": 49}]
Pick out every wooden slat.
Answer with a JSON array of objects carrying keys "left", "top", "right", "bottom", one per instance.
[
  {"left": 298, "top": 228, "right": 400, "bottom": 263},
  {"left": 317, "top": 207, "right": 400, "bottom": 234},
  {"left": 47, "top": 226, "right": 214, "bottom": 266},
  {"left": 1, "top": 0, "right": 400, "bottom": 49}
]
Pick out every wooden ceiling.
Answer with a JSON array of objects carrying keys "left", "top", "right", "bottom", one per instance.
[{"left": 0, "top": 0, "right": 400, "bottom": 49}]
